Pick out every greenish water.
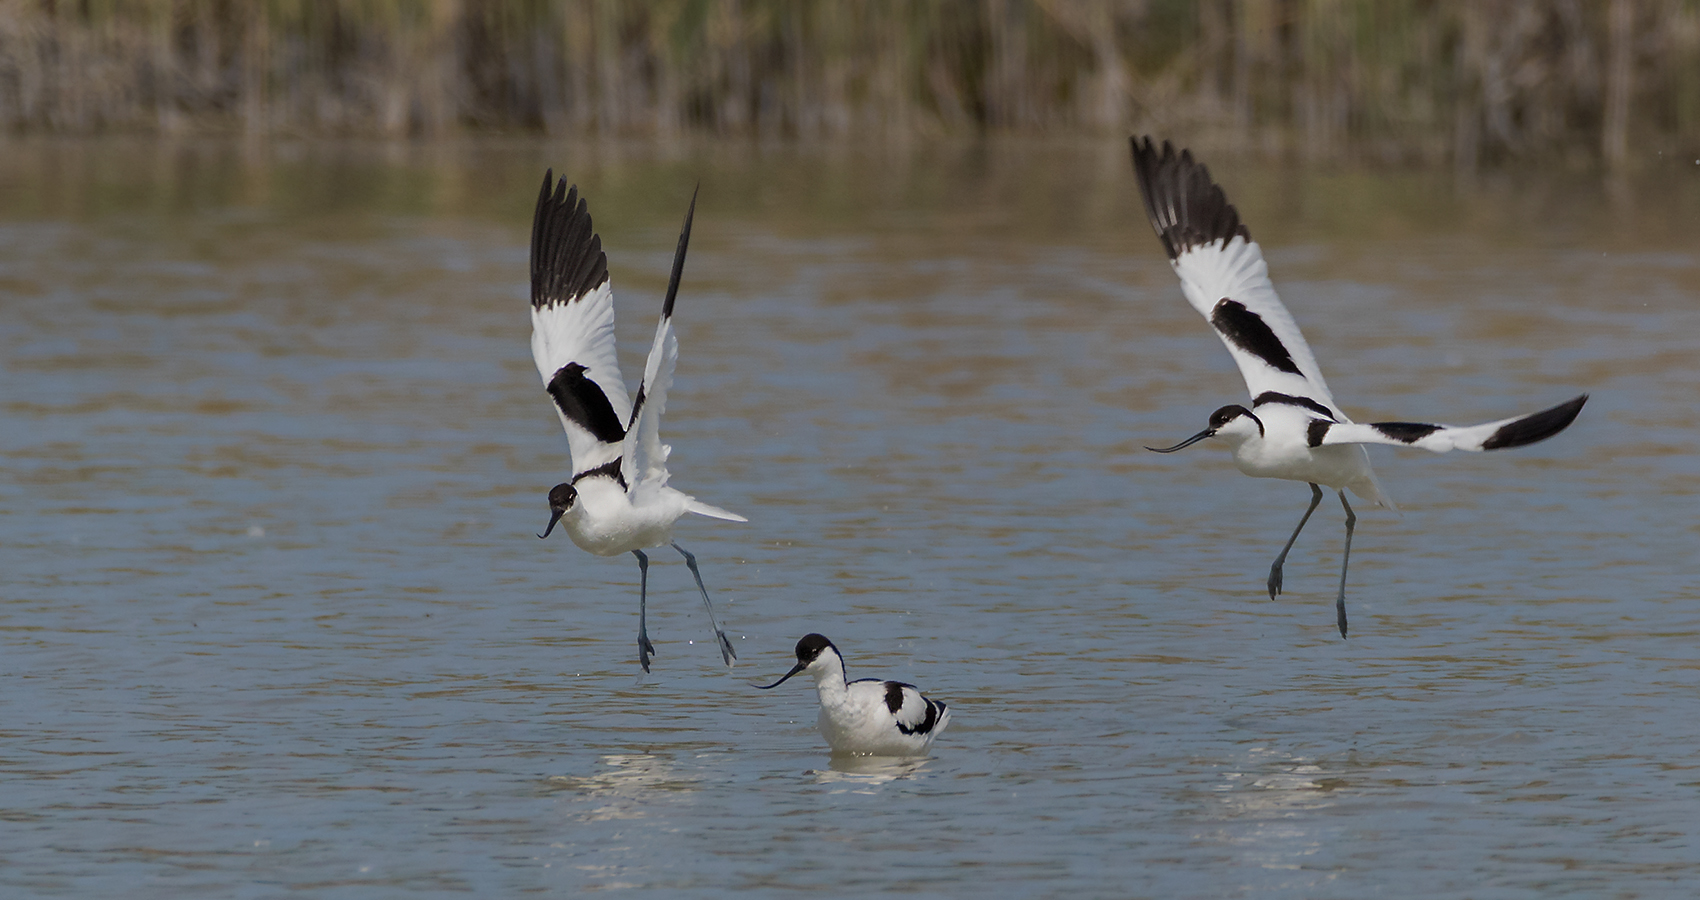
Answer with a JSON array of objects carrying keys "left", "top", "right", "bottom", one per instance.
[{"left": 1, "top": 137, "right": 1697, "bottom": 898}]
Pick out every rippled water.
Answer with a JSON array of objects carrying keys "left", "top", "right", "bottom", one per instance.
[{"left": 2, "top": 138, "right": 1697, "bottom": 897}]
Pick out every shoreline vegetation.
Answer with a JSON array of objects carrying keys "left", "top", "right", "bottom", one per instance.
[{"left": 1, "top": 1, "right": 1697, "bottom": 169}]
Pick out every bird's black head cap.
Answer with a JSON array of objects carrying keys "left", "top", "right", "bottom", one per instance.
[
  {"left": 538, "top": 483, "right": 578, "bottom": 539},
  {"left": 796, "top": 633, "right": 836, "bottom": 664},
  {"left": 1209, "top": 405, "right": 1253, "bottom": 429}
]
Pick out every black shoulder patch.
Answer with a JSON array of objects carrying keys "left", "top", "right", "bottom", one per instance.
[
  {"left": 1254, "top": 391, "right": 1335, "bottom": 420},
  {"left": 1130, "top": 136, "right": 1252, "bottom": 259},
  {"left": 1307, "top": 419, "right": 1332, "bottom": 448},
  {"left": 531, "top": 171, "right": 610, "bottom": 310},
  {"left": 883, "top": 682, "right": 905, "bottom": 714},
  {"left": 1211, "top": 299, "right": 1302, "bottom": 375},
  {"left": 571, "top": 457, "right": 627, "bottom": 489},
  {"left": 1481, "top": 394, "right": 1588, "bottom": 450},
  {"left": 1372, "top": 422, "right": 1441, "bottom": 444},
  {"left": 547, "top": 363, "right": 627, "bottom": 445}
]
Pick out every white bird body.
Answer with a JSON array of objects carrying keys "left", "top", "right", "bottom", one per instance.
[
  {"left": 1214, "top": 404, "right": 1391, "bottom": 507},
  {"left": 1131, "top": 137, "right": 1586, "bottom": 636},
  {"left": 757, "top": 634, "right": 951, "bottom": 758},
  {"left": 529, "top": 172, "right": 744, "bottom": 670},
  {"left": 553, "top": 477, "right": 688, "bottom": 557}
]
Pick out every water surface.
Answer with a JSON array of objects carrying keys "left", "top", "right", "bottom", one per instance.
[{"left": 1, "top": 138, "right": 1697, "bottom": 897}]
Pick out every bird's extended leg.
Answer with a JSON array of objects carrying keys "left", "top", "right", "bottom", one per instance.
[
  {"left": 633, "top": 549, "right": 655, "bottom": 672},
  {"left": 1335, "top": 491, "right": 1356, "bottom": 638},
  {"left": 672, "top": 542, "right": 737, "bottom": 666},
  {"left": 1268, "top": 483, "right": 1325, "bottom": 599}
]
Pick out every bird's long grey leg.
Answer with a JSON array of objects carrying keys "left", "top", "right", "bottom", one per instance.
[
  {"left": 1269, "top": 483, "right": 1325, "bottom": 599},
  {"left": 1335, "top": 491, "right": 1356, "bottom": 639},
  {"left": 672, "top": 542, "right": 736, "bottom": 666},
  {"left": 633, "top": 549, "right": 655, "bottom": 672}
]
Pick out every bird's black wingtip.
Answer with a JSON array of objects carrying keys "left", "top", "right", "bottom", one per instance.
[
  {"left": 530, "top": 169, "right": 609, "bottom": 310},
  {"left": 660, "top": 186, "right": 699, "bottom": 320},
  {"left": 1480, "top": 394, "right": 1589, "bottom": 451},
  {"left": 1129, "top": 135, "right": 1250, "bottom": 260}
]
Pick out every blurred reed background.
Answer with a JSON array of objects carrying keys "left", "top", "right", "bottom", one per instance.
[{"left": 0, "top": 0, "right": 1696, "bottom": 169}]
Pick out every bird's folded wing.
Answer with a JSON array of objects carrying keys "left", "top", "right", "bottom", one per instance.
[
  {"left": 1131, "top": 137, "right": 1345, "bottom": 421},
  {"left": 1312, "top": 395, "right": 1588, "bottom": 453},
  {"left": 884, "top": 681, "right": 944, "bottom": 736},
  {"left": 531, "top": 172, "right": 632, "bottom": 479}
]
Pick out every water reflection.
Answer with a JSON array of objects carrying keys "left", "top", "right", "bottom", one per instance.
[
  {"left": 546, "top": 754, "right": 702, "bottom": 822},
  {"left": 813, "top": 755, "right": 935, "bottom": 789}
]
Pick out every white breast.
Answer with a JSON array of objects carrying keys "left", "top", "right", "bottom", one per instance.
[{"left": 562, "top": 479, "right": 686, "bottom": 556}]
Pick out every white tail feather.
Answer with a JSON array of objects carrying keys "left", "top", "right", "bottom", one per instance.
[{"left": 686, "top": 499, "right": 747, "bottom": 522}]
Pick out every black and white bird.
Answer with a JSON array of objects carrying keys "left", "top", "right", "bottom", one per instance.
[
  {"left": 530, "top": 172, "right": 745, "bottom": 672},
  {"left": 754, "top": 634, "right": 951, "bottom": 757},
  {"left": 1130, "top": 137, "right": 1587, "bottom": 637}
]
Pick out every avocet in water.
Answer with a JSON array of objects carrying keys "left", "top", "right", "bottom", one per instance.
[
  {"left": 755, "top": 634, "right": 951, "bottom": 757},
  {"left": 529, "top": 172, "right": 745, "bottom": 671},
  {"left": 1130, "top": 137, "right": 1587, "bottom": 637}
]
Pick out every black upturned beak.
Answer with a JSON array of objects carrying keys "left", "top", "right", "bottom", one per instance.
[
  {"left": 537, "top": 506, "right": 565, "bottom": 540},
  {"left": 1146, "top": 428, "right": 1215, "bottom": 453},
  {"left": 752, "top": 660, "right": 808, "bottom": 690}
]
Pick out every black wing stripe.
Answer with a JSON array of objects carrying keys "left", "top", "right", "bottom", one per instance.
[
  {"left": 546, "top": 363, "right": 627, "bottom": 445},
  {"left": 571, "top": 458, "right": 627, "bottom": 488},
  {"left": 1307, "top": 419, "right": 1332, "bottom": 448},
  {"left": 1254, "top": 391, "right": 1336, "bottom": 420},
  {"left": 1480, "top": 394, "right": 1588, "bottom": 450},
  {"left": 897, "top": 700, "right": 942, "bottom": 737},
  {"left": 1371, "top": 422, "right": 1443, "bottom": 444},
  {"left": 531, "top": 171, "right": 610, "bottom": 310},
  {"left": 627, "top": 385, "right": 648, "bottom": 431},
  {"left": 1211, "top": 299, "right": 1303, "bottom": 376},
  {"left": 1130, "top": 136, "right": 1251, "bottom": 260}
]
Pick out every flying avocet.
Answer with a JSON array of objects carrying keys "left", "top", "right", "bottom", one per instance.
[
  {"left": 755, "top": 634, "right": 951, "bottom": 757},
  {"left": 1131, "top": 137, "right": 1587, "bottom": 637},
  {"left": 530, "top": 172, "right": 745, "bottom": 671}
]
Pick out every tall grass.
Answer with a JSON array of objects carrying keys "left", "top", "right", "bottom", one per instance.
[{"left": 1, "top": 0, "right": 1696, "bottom": 166}]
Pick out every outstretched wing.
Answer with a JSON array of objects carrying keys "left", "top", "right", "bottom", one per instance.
[
  {"left": 882, "top": 681, "right": 947, "bottom": 737},
  {"left": 621, "top": 187, "right": 694, "bottom": 497},
  {"left": 1312, "top": 395, "right": 1587, "bottom": 453},
  {"left": 530, "top": 172, "right": 632, "bottom": 480},
  {"left": 1131, "top": 137, "right": 1347, "bottom": 421}
]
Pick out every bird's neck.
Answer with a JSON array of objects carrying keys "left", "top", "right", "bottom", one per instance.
[
  {"left": 810, "top": 655, "right": 849, "bottom": 698},
  {"left": 1219, "top": 431, "right": 1266, "bottom": 467},
  {"left": 1217, "top": 430, "right": 1259, "bottom": 452}
]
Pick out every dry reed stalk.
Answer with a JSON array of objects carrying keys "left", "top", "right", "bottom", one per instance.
[{"left": 0, "top": 0, "right": 1691, "bottom": 166}]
